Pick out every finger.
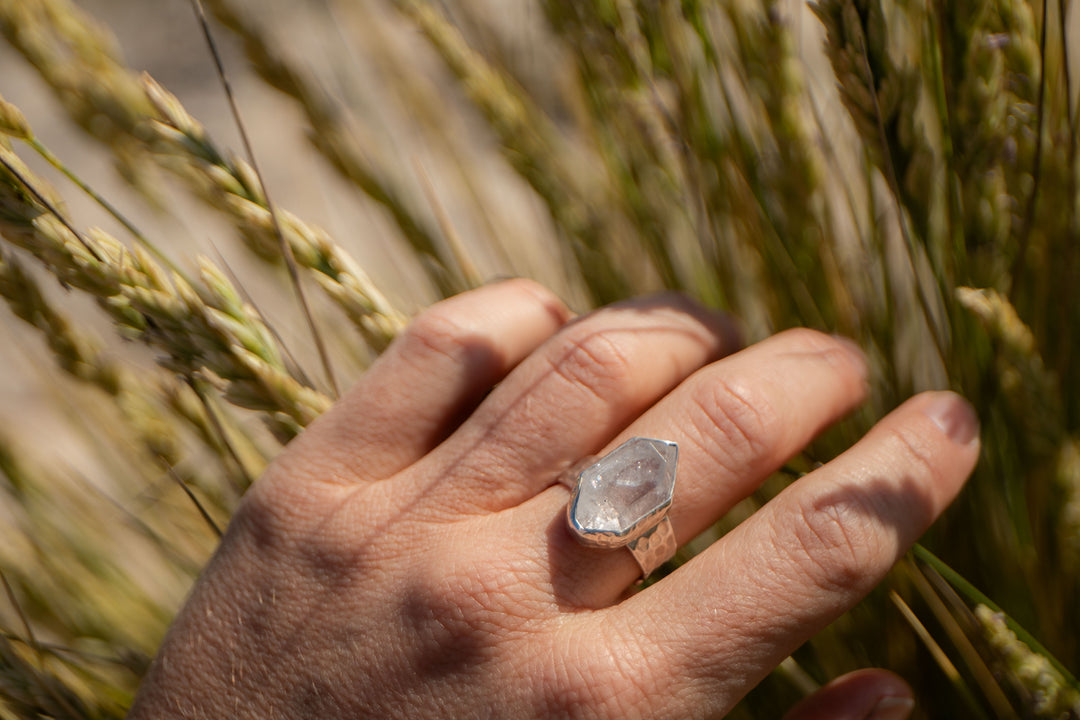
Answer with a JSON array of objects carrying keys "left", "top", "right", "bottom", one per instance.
[
  {"left": 281, "top": 279, "right": 571, "bottom": 484},
  {"left": 619, "top": 391, "right": 979, "bottom": 716},
  {"left": 409, "top": 294, "right": 741, "bottom": 514},
  {"left": 544, "top": 329, "right": 869, "bottom": 602},
  {"left": 783, "top": 670, "right": 914, "bottom": 720}
]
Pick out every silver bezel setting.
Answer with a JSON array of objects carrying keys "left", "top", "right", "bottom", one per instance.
[{"left": 565, "top": 437, "right": 678, "bottom": 549}]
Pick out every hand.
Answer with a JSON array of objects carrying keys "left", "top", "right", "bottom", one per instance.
[{"left": 128, "top": 280, "right": 979, "bottom": 719}]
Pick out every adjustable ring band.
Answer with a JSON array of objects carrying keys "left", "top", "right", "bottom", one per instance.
[
  {"left": 626, "top": 515, "right": 677, "bottom": 578},
  {"left": 561, "top": 437, "right": 679, "bottom": 581}
]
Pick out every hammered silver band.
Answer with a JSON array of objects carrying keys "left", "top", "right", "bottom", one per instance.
[{"left": 626, "top": 516, "right": 676, "bottom": 578}]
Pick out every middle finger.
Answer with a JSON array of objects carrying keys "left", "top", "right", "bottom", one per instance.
[{"left": 401, "top": 295, "right": 740, "bottom": 516}]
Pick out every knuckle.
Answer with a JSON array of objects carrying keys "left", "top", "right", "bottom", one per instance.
[
  {"left": 542, "top": 623, "right": 666, "bottom": 719},
  {"left": 399, "top": 304, "right": 475, "bottom": 366},
  {"left": 785, "top": 489, "right": 886, "bottom": 595},
  {"left": 401, "top": 552, "right": 535, "bottom": 666},
  {"left": 400, "top": 569, "right": 495, "bottom": 675},
  {"left": 686, "top": 375, "right": 776, "bottom": 470},
  {"left": 501, "top": 277, "right": 566, "bottom": 312},
  {"left": 774, "top": 327, "right": 864, "bottom": 378},
  {"left": 883, "top": 423, "right": 944, "bottom": 485},
  {"left": 548, "top": 329, "right": 635, "bottom": 400},
  {"left": 398, "top": 279, "right": 567, "bottom": 367},
  {"left": 231, "top": 465, "right": 325, "bottom": 546},
  {"left": 234, "top": 477, "right": 381, "bottom": 583}
]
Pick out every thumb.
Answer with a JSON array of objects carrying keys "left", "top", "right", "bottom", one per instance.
[{"left": 783, "top": 669, "right": 915, "bottom": 720}]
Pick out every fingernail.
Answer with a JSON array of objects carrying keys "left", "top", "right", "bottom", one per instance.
[
  {"left": 923, "top": 391, "right": 980, "bottom": 445},
  {"left": 868, "top": 695, "right": 915, "bottom": 720},
  {"left": 830, "top": 334, "right": 869, "bottom": 380}
]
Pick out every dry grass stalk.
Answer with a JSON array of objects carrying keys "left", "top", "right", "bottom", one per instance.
[
  {"left": 0, "top": 633, "right": 96, "bottom": 720},
  {"left": 543, "top": 1, "right": 699, "bottom": 295},
  {"left": 0, "top": 429, "right": 217, "bottom": 720},
  {"left": 0, "top": 246, "right": 256, "bottom": 497},
  {"left": 184, "top": 0, "right": 341, "bottom": 401},
  {"left": 812, "top": 0, "right": 938, "bottom": 250},
  {"left": 1057, "top": 438, "right": 1080, "bottom": 571},
  {"left": 2, "top": 1, "right": 1080, "bottom": 718},
  {"left": 0, "top": 0, "right": 157, "bottom": 192},
  {"left": 715, "top": 3, "right": 838, "bottom": 329},
  {"left": 199, "top": 0, "right": 462, "bottom": 296},
  {"left": 0, "top": 0, "right": 406, "bottom": 353},
  {"left": 0, "top": 143, "right": 330, "bottom": 437},
  {"left": 142, "top": 75, "right": 407, "bottom": 353},
  {"left": 399, "top": 0, "right": 636, "bottom": 304}
]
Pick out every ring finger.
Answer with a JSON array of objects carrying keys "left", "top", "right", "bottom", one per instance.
[{"left": 534, "top": 328, "right": 870, "bottom": 606}]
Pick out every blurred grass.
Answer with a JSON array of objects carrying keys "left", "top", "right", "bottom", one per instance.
[{"left": 0, "top": 0, "right": 1078, "bottom": 717}]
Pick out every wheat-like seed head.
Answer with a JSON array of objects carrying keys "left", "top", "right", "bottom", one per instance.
[
  {"left": 403, "top": 1, "right": 636, "bottom": 304},
  {"left": 976, "top": 605, "right": 1080, "bottom": 716},
  {"left": 2, "top": 2, "right": 1079, "bottom": 718},
  {"left": 199, "top": 0, "right": 463, "bottom": 295},
  {"left": 813, "top": 0, "right": 936, "bottom": 239},
  {"left": 1, "top": 0, "right": 407, "bottom": 355},
  {"left": 0, "top": 95, "right": 31, "bottom": 141},
  {"left": 940, "top": 0, "right": 1039, "bottom": 263},
  {"left": 956, "top": 286, "right": 1061, "bottom": 455},
  {"left": 142, "top": 74, "right": 407, "bottom": 352},
  {"left": 0, "top": 248, "right": 121, "bottom": 394},
  {"left": 0, "top": 0, "right": 160, "bottom": 193},
  {"left": 0, "top": 144, "right": 330, "bottom": 435}
]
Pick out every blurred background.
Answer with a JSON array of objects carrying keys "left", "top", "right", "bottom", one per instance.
[{"left": 1, "top": 0, "right": 1079, "bottom": 717}]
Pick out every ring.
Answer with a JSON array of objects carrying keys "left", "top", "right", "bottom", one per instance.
[{"left": 562, "top": 437, "right": 679, "bottom": 580}]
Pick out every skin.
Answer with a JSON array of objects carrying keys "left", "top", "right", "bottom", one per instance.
[{"left": 128, "top": 280, "right": 980, "bottom": 719}]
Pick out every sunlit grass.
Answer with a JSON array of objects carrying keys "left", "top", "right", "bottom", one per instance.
[{"left": 0, "top": 0, "right": 1078, "bottom": 716}]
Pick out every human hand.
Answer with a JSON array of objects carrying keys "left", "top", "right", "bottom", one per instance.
[{"left": 128, "top": 280, "right": 979, "bottom": 719}]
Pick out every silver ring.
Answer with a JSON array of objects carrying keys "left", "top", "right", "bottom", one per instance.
[{"left": 561, "top": 437, "right": 678, "bottom": 580}]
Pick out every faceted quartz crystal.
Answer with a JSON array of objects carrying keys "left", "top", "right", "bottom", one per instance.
[{"left": 571, "top": 437, "right": 677, "bottom": 544}]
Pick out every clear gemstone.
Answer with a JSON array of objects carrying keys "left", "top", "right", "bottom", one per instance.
[{"left": 572, "top": 437, "right": 677, "bottom": 537}]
